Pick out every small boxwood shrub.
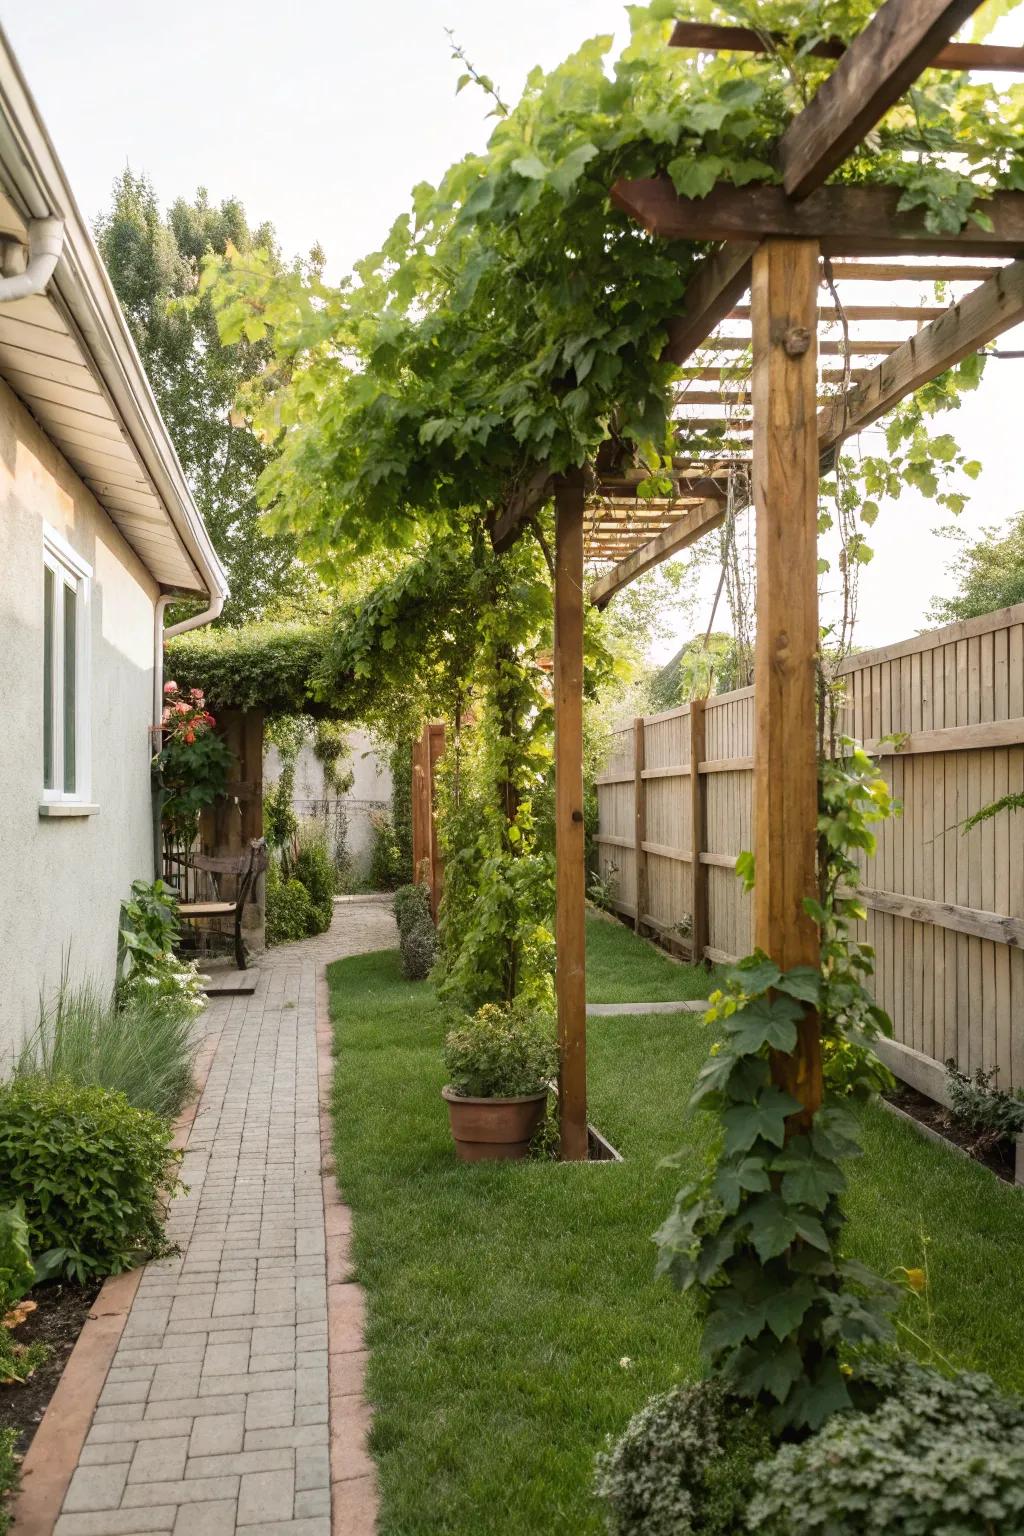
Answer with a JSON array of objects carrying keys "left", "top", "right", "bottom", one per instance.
[
  {"left": 0, "top": 1078, "right": 180, "bottom": 1282},
  {"left": 265, "top": 863, "right": 314, "bottom": 946},
  {"left": 295, "top": 836, "right": 334, "bottom": 933},
  {"left": 594, "top": 1379, "right": 771, "bottom": 1536},
  {"left": 394, "top": 881, "right": 432, "bottom": 937},
  {"left": 444, "top": 1000, "right": 557, "bottom": 1098},
  {"left": 400, "top": 912, "right": 438, "bottom": 980},
  {"left": 749, "top": 1360, "right": 1024, "bottom": 1536}
]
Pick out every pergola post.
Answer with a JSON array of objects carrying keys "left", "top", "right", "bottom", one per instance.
[
  {"left": 750, "top": 239, "right": 823, "bottom": 1126},
  {"left": 554, "top": 470, "right": 588, "bottom": 1161}
]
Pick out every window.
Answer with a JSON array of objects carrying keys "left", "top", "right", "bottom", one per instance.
[{"left": 42, "top": 526, "right": 91, "bottom": 805}]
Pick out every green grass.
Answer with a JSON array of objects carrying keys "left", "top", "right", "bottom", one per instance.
[
  {"left": 585, "top": 911, "right": 711, "bottom": 1003},
  {"left": 329, "top": 923, "right": 1024, "bottom": 1536}
]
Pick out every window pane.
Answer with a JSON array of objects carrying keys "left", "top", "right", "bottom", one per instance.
[
  {"left": 43, "top": 565, "right": 54, "bottom": 788},
  {"left": 63, "top": 583, "right": 76, "bottom": 793}
]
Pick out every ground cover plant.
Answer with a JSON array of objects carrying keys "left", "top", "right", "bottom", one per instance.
[{"left": 328, "top": 916, "right": 1024, "bottom": 1536}]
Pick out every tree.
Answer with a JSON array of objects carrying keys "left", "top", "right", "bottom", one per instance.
[
  {"left": 929, "top": 511, "right": 1024, "bottom": 624},
  {"left": 96, "top": 171, "right": 318, "bottom": 623}
]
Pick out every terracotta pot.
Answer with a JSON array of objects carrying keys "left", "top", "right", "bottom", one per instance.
[{"left": 442, "top": 1085, "right": 549, "bottom": 1162}]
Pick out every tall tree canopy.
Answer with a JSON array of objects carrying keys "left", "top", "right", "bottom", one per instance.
[
  {"left": 96, "top": 171, "right": 319, "bottom": 622},
  {"left": 930, "top": 511, "right": 1024, "bottom": 624}
]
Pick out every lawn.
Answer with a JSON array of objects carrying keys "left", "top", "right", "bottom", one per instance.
[{"left": 328, "top": 915, "right": 1024, "bottom": 1536}]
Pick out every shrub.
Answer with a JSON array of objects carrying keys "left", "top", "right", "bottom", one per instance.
[
  {"left": 0, "top": 1078, "right": 180, "bottom": 1282},
  {"left": 117, "top": 879, "right": 207, "bottom": 1021},
  {"left": 394, "top": 882, "right": 432, "bottom": 937},
  {"left": 444, "top": 1000, "right": 557, "bottom": 1098},
  {"left": 749, "top": 1360, "right": 1024, "bottom": 1535},
  {"left": 20, "top": 977, "right": 198, "bottom": 1119},
  {"left": 295, "top": 828, "right": 334, "bottom": 934},
  {"left": 400, "top": 911, "right": 437, "bottom": 981},
  {"left": 265, "top": 863, "right": 314, "bottom": 946},
  {"left": 945, "top": 1058, "right": 1024, "bottom": 1146},
  {"left": 368, "top": 810, "right": 404, "bottom": 890},
  {"left": 595, "top": 1379, "right": 772, "bottom": 1536}
]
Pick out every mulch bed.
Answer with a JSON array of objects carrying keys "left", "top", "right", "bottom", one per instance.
[
  {"left": 885, "top": 1082, "right": 1017, "bottom": 1183},
  {"left": 0, "top": 1279, "right": 100, "bottom": 1457}
]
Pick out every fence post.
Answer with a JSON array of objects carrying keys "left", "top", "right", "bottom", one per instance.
[
  {"left": 689, "top": 698, "right": 709, "bottom": 963},
  {"left": 633, "top": 716, "right": 647, "bottom": 933}
]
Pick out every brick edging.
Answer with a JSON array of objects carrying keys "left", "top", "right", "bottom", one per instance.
[
  {"left": 11, "top": 1028, "right": 221, "bottom": 1535},
  {"left": 316, "top": 969, "right": 378, "bottom": 1535}
]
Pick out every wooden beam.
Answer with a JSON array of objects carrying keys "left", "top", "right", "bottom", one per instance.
[
  {"left": 490, "top": 464, "right": 554, "bottom": 554},
  {"left": 751, "top": 238, "right": 822, "bottom": 1128},
  {"left": 825, "top": 261, "right": 1004, "bottom": 282},
  {"left": 689, "top": 699, "right": 709, "bottom": 963},
  {"left": 610, "top": 178, "right": 1024, "bottom": 257},
  {"left": 703, "top": 336, "right": 900, "bottom": 354},
  {"left": 730, "top": 304, "right": 949, "bottom": 322},
  {"left": 662, "top": 243, "right": 757, "bottom": 366},
  {"left": 677, "top": 366, "right": 872, "bottom": 384},
  {"left": 669, "top": 19, "right": 1024, "bottom": 72},
  {"left": 554, "top": 472, "right": 588, "bottom": 1161},
  {"left": 589, "top": 498, "right": 725, "bottom": 607},
  {"left": 818, "top": 257, "right": 1024, "bottom": 452},
  {"left": 778, "top": 0, "right": 986, "bottom": 199}
]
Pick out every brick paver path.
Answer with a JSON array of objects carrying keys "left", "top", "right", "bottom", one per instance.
[{"left": 54, "top": 899, "right": 396, "bottom": 1536}]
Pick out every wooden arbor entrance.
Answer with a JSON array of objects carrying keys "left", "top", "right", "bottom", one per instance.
[{"left": 496, "top": 0, "right": 1024, "bottom": 1158}]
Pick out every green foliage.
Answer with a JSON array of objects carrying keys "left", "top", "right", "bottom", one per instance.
[
  {"left": 961, "top": 791, "right": 1024, "bottom": 833},
  {"left": 400, "top": 911, "right": 438, "bottom": 982},
  {"left": 116, "top": 880, "right": 207, "bottom": 1023},
  {"left": 655, "top": 744, "right": 901, "bottom": 1431},
  {"left": 444, "top": 1000, "right": 557, "bottom": 1099},
  {"left": 0, "top": 1077, "right": 180, "bottom": 1282},
  {"left": 368, "top": 813, "right": 404, "bottom": 891},
  {"left": 168, "top": 624, "right": 329, "bottom": 717},
  {"left": 0, "top": 1426, "right": 18, "bottom": 1534},
  {"left": 749, "top": 1359, "right": 1024, "bottom": 1535},
  {"left": 594, "top": 1379, "right": 772, "bottom": 1536},
  {"left": 649, "top": 634, "right": 746, "bottom": 709},
  {"left": 394, "top": 882, "right": 432, "bottom": 936},
  {"left": 153, "top": 693, "right": 233, "bottom": 853},
  {"left": 96, "top": 171, "right": 315, "bottom": 623},
  {"left": 389, "top": 742, "right": 414, "bottom": 884},
  {"left": 0, "top": 1204, "right": 35, "bottom": 1311},
  {"left": 945, "top": 1059, "right": 1024, "bottom": 1145},
  {"left": 295, "top": 829, "right": 335, "bottom": 932},
  {"left": 18, "top": 976, "right": 198, "bottom": 1120},
  {"left": 198, "top": 7, "right": 1020, "bottom": 574},
  {"left": 265, "top": 863, "right": 314, "bottom": 946}
]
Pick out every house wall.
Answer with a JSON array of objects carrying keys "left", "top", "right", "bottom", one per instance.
[
  {"left": 0, "top": 377, "right": 158, "bottom": 1066},
  {"left": 265, "top": 728, "right": 393, "bottom": 880}
]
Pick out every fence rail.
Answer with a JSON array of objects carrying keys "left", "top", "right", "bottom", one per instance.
[{"left": 595, "top": 604, "right": 1024, "bottom": 1088}]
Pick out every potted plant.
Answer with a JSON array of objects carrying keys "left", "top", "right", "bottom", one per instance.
[{"left": 442, "top": 1001, "right": 558, "bottom": 1162}]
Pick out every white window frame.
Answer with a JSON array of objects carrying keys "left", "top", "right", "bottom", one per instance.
[{"left": 41, "top": 523, "right": 92, "bottom": 807}]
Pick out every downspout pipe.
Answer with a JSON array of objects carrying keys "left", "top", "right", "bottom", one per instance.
[
  {"left": 151, "top": 589, "right": 227, "bottom": 879},
  {"left": 0, "top": 216, "right": 63, "bottom": 302}
]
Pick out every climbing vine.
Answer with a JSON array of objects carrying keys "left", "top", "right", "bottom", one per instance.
[{"left": 655, "top": 741, "right": 900, "bottom": 1430}]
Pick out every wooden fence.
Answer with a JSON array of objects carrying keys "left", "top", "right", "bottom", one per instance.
[{"left": 595, "top": 603, "right": 1024, "bottom": 1088}]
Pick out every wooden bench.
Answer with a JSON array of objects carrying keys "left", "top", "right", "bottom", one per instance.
[{"left": 178, "top": 837, "right": 268, "bottom": 971}]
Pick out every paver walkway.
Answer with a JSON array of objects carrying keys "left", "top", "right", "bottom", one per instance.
[{"left": 53, "top": 898, "right": 396, "bottom": 1536}]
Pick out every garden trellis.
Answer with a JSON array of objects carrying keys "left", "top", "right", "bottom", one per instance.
[{"left": 483, "top": 0, "right": 1024, "bottom": 1159}]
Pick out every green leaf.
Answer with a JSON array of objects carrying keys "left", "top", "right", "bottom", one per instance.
[
  {"left": 745, "top": 1195, "right": 802, "bottom": 1260},
  {"left": 667, "top": 154, "right": 724, "bottom": 200},
  {"left": 722, "top": 1087, "right": 801, "bottom": 1155},
  {"left": 737, "top": 1337, "right": 803, "bottom": 1403},
  {"left": 511, "top": 154, "right": 548, "bottom": 182},
  {"left": 727, "top": 952, "right": 780, "bottom": 995},
  {"left": 724, "top": 995, "right": 801, "bottom": 1055},
  {"left": 764, "top": 1278, "right": 818, "bottom": 1341},
  {"left": 775, "top": 966, "right": 821, "bottom": 1005},
  {"left": 712, "top": 1156, "right": 771, "bottom": 1212}
]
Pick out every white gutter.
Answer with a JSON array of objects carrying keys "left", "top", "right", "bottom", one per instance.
[
  {"left": 0, "top": 214, "right": 62, "bottom": 301},
  {"left": 152, "top": 592, "right": 227, "bottom": 738}
]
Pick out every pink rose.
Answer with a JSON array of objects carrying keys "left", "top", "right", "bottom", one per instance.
[{"left": 164, "top": 680, "right": 177, "bottom": 694}]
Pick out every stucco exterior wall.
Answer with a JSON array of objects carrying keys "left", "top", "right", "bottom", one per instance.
[
  {"left": 0, "top": 378, "right": 158, "bottom": 1067},
  {"left": 265, "top": 728, "right": 393, "bottom": 878}
]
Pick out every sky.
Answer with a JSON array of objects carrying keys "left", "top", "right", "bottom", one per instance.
[{"left": 7, "top": 2, "right": 1022, "bottom": 664}]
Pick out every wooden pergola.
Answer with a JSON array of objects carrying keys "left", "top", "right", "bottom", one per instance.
[{"left": 496, "top": 0, "right": 1024, "bottom": 1159}]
